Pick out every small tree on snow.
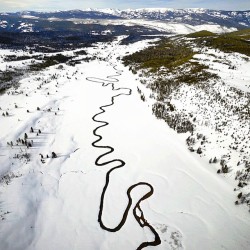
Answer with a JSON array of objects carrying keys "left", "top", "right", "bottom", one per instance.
[
  {"left": 52, "top": 152, "right": 57, "bottom": 158},
  {"left": 197, "top": 147, "right": 202, "bottom": 154}
]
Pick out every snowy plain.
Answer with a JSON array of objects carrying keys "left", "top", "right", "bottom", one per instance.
[
  {"left": 71, "top": 18, "right": 237, "bottom": 34},
  {"left": 0, "top": 37, "right": 250, "bottom": 250}
]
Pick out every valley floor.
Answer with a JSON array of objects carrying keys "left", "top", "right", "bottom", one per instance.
[{"left": 0, "top": 39, "right": 250, "bottom": 250}]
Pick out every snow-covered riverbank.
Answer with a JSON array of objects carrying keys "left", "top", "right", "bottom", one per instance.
[{"left": 0, "top": 39, "right": 250, "bottom": 250}]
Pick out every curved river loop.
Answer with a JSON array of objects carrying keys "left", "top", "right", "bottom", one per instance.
[{"left": 86, "top": 63, "right": 161, "bottom": 249}]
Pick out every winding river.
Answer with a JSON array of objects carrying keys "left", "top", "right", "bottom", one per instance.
[{"left": 86, "top": 64, "right": 161, "bottom": 249}]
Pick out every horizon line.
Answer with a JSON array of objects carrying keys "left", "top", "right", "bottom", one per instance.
[{"left": 1, "top": 7, "right": 250, "bottom": 13}]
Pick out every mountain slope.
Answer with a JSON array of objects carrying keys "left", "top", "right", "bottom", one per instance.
[
  {"left": 109, "top": 8, "right": 250, "bottom": 28},
  {"left": 0, "top": 8, "right": 250, "bottom": 33}
]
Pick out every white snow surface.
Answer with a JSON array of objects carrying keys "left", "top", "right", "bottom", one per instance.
[
  {"left": 72, "top": 18, "right": 236, "bottom": 34},
  {"left": 0, "top": 38, "right": 249, "bottom": 250},
  {"left": 21, "top": 15, "right": 39, "bottom": 19}
]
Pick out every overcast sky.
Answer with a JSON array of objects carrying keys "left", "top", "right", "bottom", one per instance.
[{"left": 0, "top": 0, "right": 249, "bottom": 12}]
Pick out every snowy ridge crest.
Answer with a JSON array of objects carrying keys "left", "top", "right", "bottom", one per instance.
[{"left": 0, "top": 8, "right": 250, "bottom": 30}]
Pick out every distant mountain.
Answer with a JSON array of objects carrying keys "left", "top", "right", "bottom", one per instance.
[
  {"left": 109, "top": 8, "right": 250, "bottom": 28},
  {"left": 0, "top": 8, "right": 249, "bottom": 33}
]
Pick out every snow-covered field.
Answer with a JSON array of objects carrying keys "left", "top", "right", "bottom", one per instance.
[
  {"left": 0, "top": 38, "right": 250, "bottom": 250},
  {"left": 72, "top": 18, "right": 236, "bottom": 34},
  {"left": 131, "top": 34, "right": 250, "bottom": 206}
]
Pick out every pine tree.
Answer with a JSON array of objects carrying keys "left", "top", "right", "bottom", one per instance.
[
  {"left": 52, "top": 152, "right": 57, "bottom": 158},
  {"left": 213, "top": 157, "right": 217, "bottom": 163}
]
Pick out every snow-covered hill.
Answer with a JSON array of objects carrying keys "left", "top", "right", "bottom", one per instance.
[
  {"left": 100, "top": 8, "right": 250, "bottom": 27},
  {"left": 0, "top": 8, "right": 249, "bottom": 33},
  {"left": 0, "top": 36, "right": 250, "bottom": 250}
]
